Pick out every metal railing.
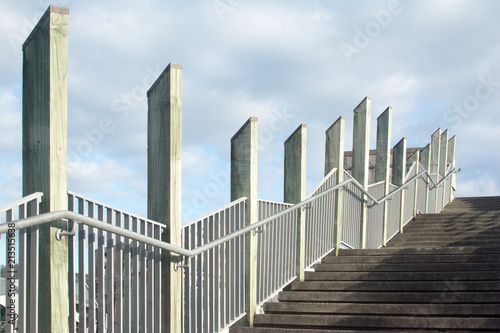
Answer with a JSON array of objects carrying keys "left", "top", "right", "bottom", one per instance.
[
  {"left": 0, "top": 166, "right": 458, "bottom": 333},
  {"left": 181, "top": 198, "right": 246, "bottom": 333},
  {"left": 0, "top": 192, "right": 43, "bottom": 333},
  {"left": 66, "top": 191, "right": 166, "bottom": 333},
  {"left": 256, "top": 199, "right": 296, "bottom": 307}
]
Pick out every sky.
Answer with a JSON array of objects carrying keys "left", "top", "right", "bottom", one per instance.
[{"left": 1, "top": 0, "right": 499, "bottom": 223}]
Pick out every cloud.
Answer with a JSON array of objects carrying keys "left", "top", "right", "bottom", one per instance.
[{"left": 1, "top": 0, "right": 499, "bottom": 221}]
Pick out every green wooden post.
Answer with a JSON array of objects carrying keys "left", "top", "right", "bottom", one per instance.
[
  {"left": 430, "top": 129, "right": 441, "bottom": 213},
  {"left": 284, "top": 124, "right": 307, "bottom": 281},
  {"left": 420, "top": 144, "right": 431, "bottom": 213},
  {"left": 325, "top": 116, "right": 345, "bottom": 256},
  {"left": 447, "top": 136, "right": 457, "bottom": 202},
  {"left": 231, "top": 117, "right": 258, "bottom": 326},
  {"left": 439, "top": 130, "right": 449, "bottom": 211},
  {"left": 147, "top": 63, "right": 183, "bottom": 332},
  {"left": 408, "top": 150, "right": 420, "bottom": 216},
  {"left": 352, "top": 97, "right": 371, "bottom": 249},
  {"left": 375, "top": 107, "right": 392, "bottom": 246},
  {"left": 393, "top": 138, "right": 407, "bottom": 233},
  {"left": 22, "top": 6, "right": 69, "bottom": 332}
]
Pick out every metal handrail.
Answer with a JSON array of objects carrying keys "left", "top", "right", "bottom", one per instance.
[
  {"left": 0, "top": 192, "right": 43, "bottom": 213},
  {"left": 0, "top": 168, "right": 459, "bottom": 257}
]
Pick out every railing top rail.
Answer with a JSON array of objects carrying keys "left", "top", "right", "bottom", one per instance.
[
  {"left": 368, "top": 180, "right": 385, "bottom": 189},
  {"left": 258, "top": 198, "right": 294, "bottom": 207},
  {"left": 307, "top": 167, "right": 337, "bottom": 198},
  {"left": 0, "top": 192, "right": 43, "bottom": 214},
  {"left": 183, "top": 197, "right": 247, "bottom": 228},
  {"left": 68, "top": 190, "right": 165, "bottom": 229},
  {"left": 2, "top": 167, "right": 459, "bottom": 258}
]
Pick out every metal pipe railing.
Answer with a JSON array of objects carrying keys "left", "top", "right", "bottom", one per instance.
[{"left": 1, "top": 168, "right": 459, "bottom": 257}]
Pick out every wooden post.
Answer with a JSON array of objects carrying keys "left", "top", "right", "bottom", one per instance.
[
  {"left": 420, "top": 144, "right": 431, "bottom": 213},
  {"left": 352, "top": 97, "right": 371, "bottom": 249},
  {"left": 447, "top": 136, "right": 457, "bottom": 202},
  {"left": 147, "top": 63, "right": 183, "bottom": 332},
  {"left": 439, "top": 130, "right": 449, "bottom": 211},
  {"left": 375, "top": 107, "right": 392, "bottom": 246},
  {"left": 430, "top": 129, "right": 441, "bottom": 212},
  {"left": 325, "top": 116, "right": 345, "bottom": 256},
  {"left": 393, "top": 138, "right": 407, "bottom": 233},
  {"left": 231, "top": 117, "right": 258, "bottom": 326},
  {"left": 408, "top": 150, "right": 420, "bottom": 216},
  {"left": 284, "top": 124, "right": 307, "bottom": 280},
  {"left": 22, "top": 6, "right": 69, "bottom": 332}
]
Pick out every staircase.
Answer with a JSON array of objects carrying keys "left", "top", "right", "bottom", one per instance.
[{"left": 231, "top": 197, "right": 500, "bottom": 332}]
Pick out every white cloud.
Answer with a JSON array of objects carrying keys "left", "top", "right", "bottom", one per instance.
[{"left": 1, "top": 0, "right": 500, "bottom": 220}]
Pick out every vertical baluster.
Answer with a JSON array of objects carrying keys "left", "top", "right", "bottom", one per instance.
[
  {"left": 96, "top": 205, "right": 105, "bottom": 333},
  {"left": 68, "top": 195, "right": 76, "bottom": 333},
  {"left": 87, "top": 202, "right": 96, "bottom": 333},
  {"left": 147, "top": 222, "right": 154, "bottom": 333},
  {"left": 214, "top": 213, "right": 221, "bottom": 332},
  {"left": 18, "top": 203, "right": 26, "bottom": 333},
  {"left": 189, "top": 224, "right": 196, "bottom": 333},
  {"left": 196, "top": 219, "right": 203, "bottom": 332},
  {"left": 183, "top": 225, "right": 190, "bottom": 333},
  {"left": 114, "top": 212, "right": 123, "bottom": 333},
  {"left": 122, "top": 214, "right": 131, "bottom": 333},
  {"left": 106, "top": 208, "right": 115, "bottom": 333},
  {"left": 130, "top": 217, "right": 139, "bottom": 332},
  {"left": 224, "top": 209, "right": 231, "bottom": 325},
  {"left": 5, "top": 208, "right": 13, "bottom": 333},
  {"left": 219, "top": 209, "right": 227, "bottom": 328},
  {"left": 78, "top": 198, "right": 86, "bottom": 333},
  {"left": 139, "top": 219, "right": 146, "bottom": 330}
]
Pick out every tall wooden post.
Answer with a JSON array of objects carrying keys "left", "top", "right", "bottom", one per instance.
[
  {"left": 231, "top": 117, "right": 258, "bottom": 326},
  {"left": 147, "top": 63, "right": 182, "bottom": 332},
  {"left": 393, "top": 138, "right": 407, "bottom": 233},
  {"left": 420, "top": 144, "right": 431, "bottom": 213},
  {"left": 447, "top": 136, "right": 457, "bottom": 202},
  {"left": 284, "top": 124, "right": 307, "bottom": 281},
  {"left": 22, "top": 6, "right": 69, "bottom": 332},
  {"left": 430, "top": 129, "right": 441, "bottom": 212},
  {"left": 375, "top": 108, "right": 392, "bottom": 246},
  {"left": 352, "top": 97, "right": 371, "bottom": 249},
  {"left": 439, "top": 130, "right": 449, "bottom": 211},
  {"left": 408, "top": 150, "right": 420, "bottom": 216},
  {"left": 325, "top": 116, "right": 345, "bottom": 256}
]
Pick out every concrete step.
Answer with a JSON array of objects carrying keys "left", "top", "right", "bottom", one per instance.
[
  {"left": 232, "top": 327, "right": 435, "bottom": 333},
  {"left": 277, "top": 290, "right": 500, "bottom": 303},
  {"left": 322, "top": 253, "right": 500, "bottom": 264},
  {"left": 263, "top": 302, "right": 500, "bottom": 316},
  {"left": 290, "top": 280, "right": 500, "bottom": 292},
  {"left": 303, "top": 270, "right": 500, "bottom": 281},
  {"left": 253, "top": 314, "right": 500, "bottom": 331},
  {"left": 334, "top": 246, "right": 500, "bottom": 256},
  {"left": 312, "top": 262, "right": 500, "bottom": 272},
  {"left": 232, "top": 197, "right": 500, "bottom": 332}
]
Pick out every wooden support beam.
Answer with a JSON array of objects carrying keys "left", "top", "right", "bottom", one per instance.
[
  {"left": 430, "top": 128, "right": 441, "bottom": 174},
  {"left": 22, "top": 6, "right": 69, "bottom": 332},
  {"left": 439, "top": 130, "right": 449, "bottom": 178},
  {"left": 284, "top": 124, "right": 307, "bottom": 281},
  {"left": 430, "top": 129, "right": 441, "bottom": 212},
  {"left": 420, "top": 144, "right": 431, "bottom": 213},
  {"left": 439, "top": 130, "right": 449, "bottom": 211},
  {"left": 352, "top": 97, "right": 371, "bottom": 249},
  {"left": 448, "top": 136, "right": 457, "bottom": 202},
  {"left": 408, "top": 150, "right": 420, "bottom": 216},
  {"left": 231, "top": 117, "right": 258, "bottom": 326},
  {"left": 375, "top": 108, "right": 391, "bottom": 246},
  {"left": 147, "top": 63, "right": 183, "bottom": 332},
  {"left": 325, "top": 116, "right": 345, "bottom": 255},
  {"left": 393, "top": 138, "right": 407, "bottom": 233}
]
